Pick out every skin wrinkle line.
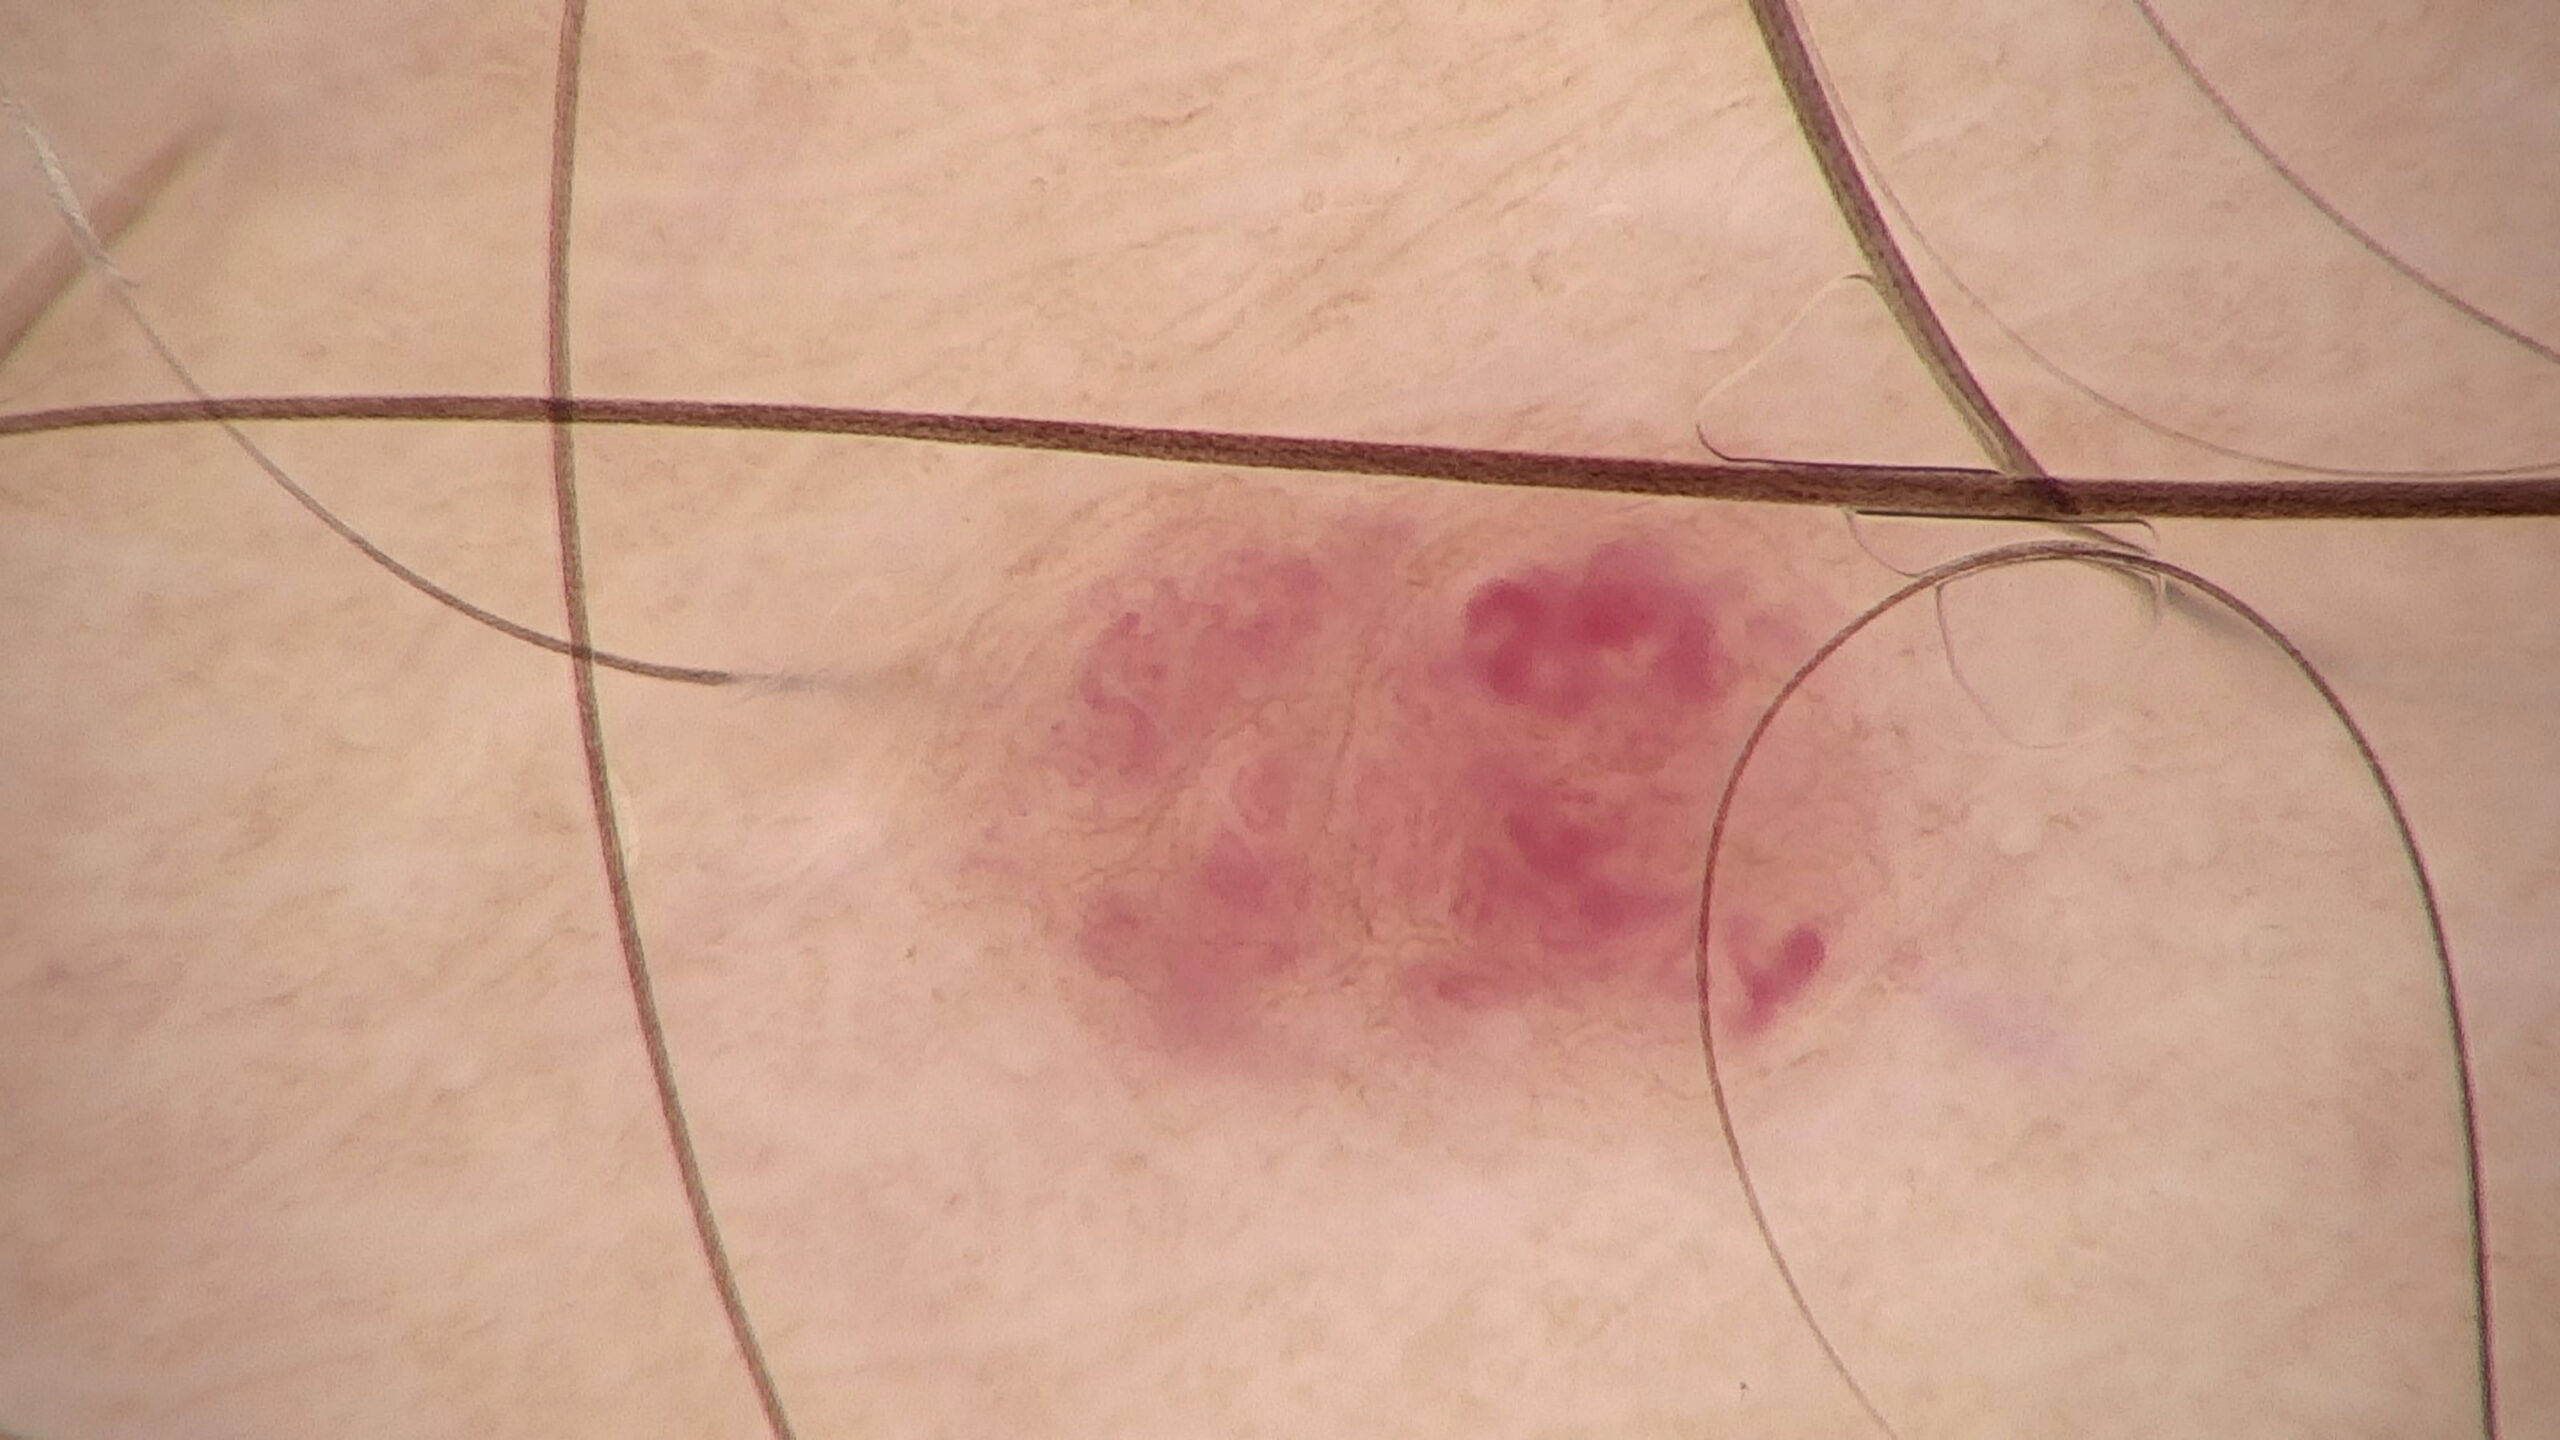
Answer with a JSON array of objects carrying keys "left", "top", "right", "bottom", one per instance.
[
  {"left": 0, "top": 14, "right": 2526, "bottom": 1440},
  {"left": 1745, "top": 0, "right": 2050, "bottom": 485},
  {"left": 2131, "top": 0, "right": 2560, "bottom": 372},
  {"left": 1785, "top": 3, "right": 2560, "bottom": 481},
  {"left": 1695, "top": 539, "right": 2497, "bottom": 1440},
  {"left": 533, "top": 6, "right": 803, "bottom": 1440}
]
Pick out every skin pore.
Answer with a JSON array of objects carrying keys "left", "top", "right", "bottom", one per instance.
[{"left": 5, "top": 3, "right": 2558, "bottom": 1438}]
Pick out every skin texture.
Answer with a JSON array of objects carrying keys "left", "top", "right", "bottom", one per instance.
[{"left": 4, "top": 2, "right": 2559, "bottom": 1438}]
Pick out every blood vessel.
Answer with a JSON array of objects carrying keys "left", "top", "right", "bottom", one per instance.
[{"left": 915, "top": 483, "right": 1890, "bottom": 1117}]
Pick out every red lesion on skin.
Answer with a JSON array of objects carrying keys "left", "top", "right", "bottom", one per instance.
[
  {"left": 1079, "top": 821, "right": 1315, "bottom": 1049},
  {"left": 1449, "top": 774, "right": 1684, "bottom": 952},
  {"left": 1714, "top": 919, "right": 1830, "bottom": 1036},
  {"left": 1461, "top": 577, "right": 1598, "bottom": 718},
  {"left": 1044, "top": 548, "right": 1354, "bottom": 1043},
  {"left": 1424, "top": 542, "right": 1741, "bottom": 993},
  {"left": 1750, "top": 924, "right": 1826, "bottom": 1011},
  {"left": 1019, "top": 510, "right": 1845, "bottom": 1056},
  {"left": 1458, "top": 543, "right": 1732, "bottom": 721},
  {"left": 1053, "top": 549, "right": 1334, "bottom": 790},
  {"left": 1067, "top": 607, "right": 1180, "bottom": 781}
]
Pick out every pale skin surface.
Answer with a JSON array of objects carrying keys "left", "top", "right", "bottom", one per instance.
[{"left": 3, "top": 1, "right": 2559, "bottom": 1437}]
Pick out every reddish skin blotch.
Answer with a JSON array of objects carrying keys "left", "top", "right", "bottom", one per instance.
[{"left": 944, "top": 492, "right": 1884, "bottom": 1108}]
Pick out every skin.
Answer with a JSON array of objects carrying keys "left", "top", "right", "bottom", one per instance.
[{"left": 4, "top": 3, "right": 2559, "bottom": 1438}]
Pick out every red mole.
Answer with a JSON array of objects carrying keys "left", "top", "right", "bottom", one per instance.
[{"left": 917, "top": 480, "right": 1896, "bottom": 1116}]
